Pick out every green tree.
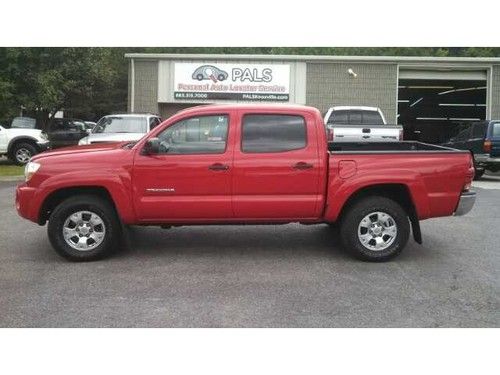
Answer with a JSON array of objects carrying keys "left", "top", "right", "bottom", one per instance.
[{"left": 0, "top": 48, "right": 119, "bottom": 127}]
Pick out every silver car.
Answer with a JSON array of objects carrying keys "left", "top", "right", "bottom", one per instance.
[
  {"left": 78, "top": 114, "right": 162, "bottom": 145},
  {"left": 192, "top": 65, "right": 229, "bottom": 82}
]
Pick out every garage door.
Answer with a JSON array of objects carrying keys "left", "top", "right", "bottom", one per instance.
[{"left": 398, "top": 69, "right": 487, "bottom": 144}]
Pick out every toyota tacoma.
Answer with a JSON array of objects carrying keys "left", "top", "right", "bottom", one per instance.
[{"left": 16, "top": 104, "right": 476, "bottom": 262}]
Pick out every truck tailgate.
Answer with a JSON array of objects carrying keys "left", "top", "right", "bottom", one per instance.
[{"left": 329, "top": 124, "right": 402, "bottom": 142}]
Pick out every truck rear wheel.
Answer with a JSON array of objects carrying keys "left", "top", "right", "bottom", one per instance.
[
  {"left": 47, "top": 195, "right": 121, "bottom": 261},
  {"left": 340, "top": 196, "right": 410, "bottom": 262}
]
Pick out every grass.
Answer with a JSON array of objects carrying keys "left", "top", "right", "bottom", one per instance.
[{"left": 0, "top": 158, "right": 24, "bottom": 177}]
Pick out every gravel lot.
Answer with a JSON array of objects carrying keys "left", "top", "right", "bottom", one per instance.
[{"left": 0, "top": 177, "right": 499, "bottom": 327}]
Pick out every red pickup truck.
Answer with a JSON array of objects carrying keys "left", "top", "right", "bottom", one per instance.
[{"left": 16, "top": 104, "right": 476, "bottom": 262}]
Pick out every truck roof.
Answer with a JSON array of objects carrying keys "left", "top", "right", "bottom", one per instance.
[
  {"left": 176, "top": 103, "right": 321, "bottom": 116},
  {"left": 329, "top": 106, "right": 381, "bottom": 112}
]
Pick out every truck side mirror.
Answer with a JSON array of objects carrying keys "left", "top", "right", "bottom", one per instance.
[{"left": 143, "top": 138, "right": 160, "bottom": 155}]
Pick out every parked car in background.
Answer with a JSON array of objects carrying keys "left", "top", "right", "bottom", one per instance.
[
  {"left": 46, "top": 118, "right": 89, "bottom": 148},
  {"left": 0, "top": 118, "right": 50, "bottom": 165},
  {"left": 324, "top": 106, "right": 403, "bottom": 142},
  {"left": 84, "top": 121, "right": 96, "bottom": 130},
  {"left": 17, "top": 104, "right": 475, "bottom": 262},
  {"left": 442, "top": 120, "right": 500, "bottom": 179},
  {"left": 78, "top": 114, "right": 162, "bottom": 145},
  {"left": 11, "top": 116, "right": 37, "bottom": 129}
]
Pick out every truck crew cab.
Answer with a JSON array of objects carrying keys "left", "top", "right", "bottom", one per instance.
[{"left": 16, "top": 104, "right": 475, "bottom": 262}]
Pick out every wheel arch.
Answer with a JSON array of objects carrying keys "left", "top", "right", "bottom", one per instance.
[
  {"left": 7, "top": 136, "right": 40, "bottom": 154},
  {"left": 38, "top": 186, "right": 119, "bottom": 225},
  {"left": 335, "top": 183, "right": 422, "bottom": 244}
]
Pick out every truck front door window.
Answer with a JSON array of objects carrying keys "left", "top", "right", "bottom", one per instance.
[{"left": 157, "top": 115, "right": 228, "bottom": 154}]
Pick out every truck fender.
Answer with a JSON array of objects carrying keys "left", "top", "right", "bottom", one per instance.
[
  {"left": 34, "top": 169, "right": 136, "bottom": 224},
  {"left": 323, "top": 169, "right": 431, "bottom": 222},
  {"left": 7, "top": 136, "right": 41, "bottom": 153}
]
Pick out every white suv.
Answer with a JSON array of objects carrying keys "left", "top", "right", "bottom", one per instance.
[
  {"left": 0, "top": 117, "right": 50, "bottom": 165},
  {"left": 78, "top": 114, "right": 162, "bottom": 145}
]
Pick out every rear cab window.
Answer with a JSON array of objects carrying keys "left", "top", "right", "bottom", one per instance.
[
  {"left": 241, "top": 114, "right": 307, "bottom": 153},
  {"left": 362, "top": 111, "right": 384, "bottom": 125},
  {"left": 471, "top": 122, "right": 487, "bottom": 138},
  {"left": 491, "top": 122, "right": 500, "bottom": 138},
  {"left": 327, "top": 110, "right": 348, "bottom": 124}
]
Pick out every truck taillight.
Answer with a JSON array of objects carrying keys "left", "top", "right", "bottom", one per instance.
[
  {"left": 327, "top": 128, "right": 334, "bottom": 142},
  {"left": 464, "top": 156, "right": 474, "bottom": 191},
  {"left": 483, "top": 139, "right": 492, "bottom": 153}
]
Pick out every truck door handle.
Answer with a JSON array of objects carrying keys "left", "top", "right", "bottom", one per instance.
[
  {"left": 293, "top": 162, "right": 313, "bottom": 170},
  {"left": 208, "top": 163, "right": 229, "bottom": 171}
]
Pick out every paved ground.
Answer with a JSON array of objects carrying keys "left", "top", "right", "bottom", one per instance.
[{"left": 0, "top": 177, "right": 499, "bottom": 327}]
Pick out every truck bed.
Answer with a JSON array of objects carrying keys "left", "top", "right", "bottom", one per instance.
[{"left": 328, "top": 141, "right": 466, "bottom": 153}]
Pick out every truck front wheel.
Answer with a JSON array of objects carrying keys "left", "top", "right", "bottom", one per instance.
[
  {"left": 47, "top": 195, "right": 121, "bottom": 261},
  {"left": 10, "top": 142, "right": 37, "bottom": 165},
  {"left": 340, "top": 196, "right": 410, "bottom": 262}
]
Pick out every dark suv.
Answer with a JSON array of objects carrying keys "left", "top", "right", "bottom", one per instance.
[
  {"left": 46, "top": 118, "right": 90, "bottom": 148},
  {"left": 442, "top": 120, "right": 500, "bottom": 179}
]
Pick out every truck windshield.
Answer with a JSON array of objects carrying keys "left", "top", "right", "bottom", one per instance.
[
  {"left": 11, "top": 117, "right": 36, "bottom": 129},
  {"left": 93, "top": 117, "right": 146, "bottom": 134}
]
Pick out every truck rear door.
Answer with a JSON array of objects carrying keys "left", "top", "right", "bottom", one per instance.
[{"left": 232, "top": 111, "right": 322, "bottom": 219}]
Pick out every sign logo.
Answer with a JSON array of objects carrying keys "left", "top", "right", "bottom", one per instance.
[
  {"left": 174, "top": 62, "right": 290, "bottom": 102},
  {"left": 192, "top": 65, "right": 229, "bottom": 83}
]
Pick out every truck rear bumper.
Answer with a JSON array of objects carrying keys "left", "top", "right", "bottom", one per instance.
[
  {"left": 475, "top": 153, "right": 500, "bottom": 170},
  {"left": 454, "top": 191, "right": 476, "bottom": 216}
]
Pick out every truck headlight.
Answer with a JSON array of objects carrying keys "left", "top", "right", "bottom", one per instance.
[
  {"left": 40, "top": 131, "right": 48, "bottom": 141},
  {"left": 25, "top": 162, "right": 41, "bottom": 182},
  {"left": 78, "top": 137, "right": 89, "bottom": 145}
]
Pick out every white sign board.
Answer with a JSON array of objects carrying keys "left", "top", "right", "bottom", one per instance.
[{"left": 173, "top": 62, "right": 290, "bottom": 102}]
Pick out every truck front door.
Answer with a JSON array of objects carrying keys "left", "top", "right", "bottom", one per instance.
[
  {"left": 132, "top": 114, "right": 234, "bottom": 222},
  {"left": 232, "top": 111, "right": 322, "bottom": 220}
]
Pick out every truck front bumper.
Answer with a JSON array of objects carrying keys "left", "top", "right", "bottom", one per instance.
[
  {"left": 15, "top": 183, "right": 38, "bottom": 223},
  {"left": 454, "top": 191, "right": 476, "bottom": 216},
  {"left": 36, "top": 140, "right": 51, "bottom": 152}
]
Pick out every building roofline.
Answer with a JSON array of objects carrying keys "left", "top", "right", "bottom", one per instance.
[{"left": 124, "top": 53, "right": 500, "bottom": 64}]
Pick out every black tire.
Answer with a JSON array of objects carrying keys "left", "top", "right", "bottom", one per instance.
[
  {"left": 473, "top": 168, "right": 485, "bottom": 180},
  {"left": 340, "top": 196, "right": 410, "bottom": 262},
  {"left": 217, "top": 74, "right": 226, "bottom": 81},
  {"left": 196, "top": 74, "right": 204, "bottom": 81},
  {"left": 48, "top": 194, "right": 121, "bottom": 261},
  {"left": 9, "top": 142, "right": 38, "bottom": 165}
]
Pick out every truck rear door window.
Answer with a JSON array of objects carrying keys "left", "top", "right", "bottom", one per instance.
[{"left": 242, "top": 114, "right": 306, "bottom": 153}]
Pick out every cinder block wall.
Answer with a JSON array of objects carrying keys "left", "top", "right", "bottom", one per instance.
[
  {"left": 306, "top": 63, "right": 398, "bottom": 123},
  {"left": 131, "top": 61, "right": 159, "bottom": 114},
  {"left": 491, "top": 65, "right": 500, "bottom": 120}
]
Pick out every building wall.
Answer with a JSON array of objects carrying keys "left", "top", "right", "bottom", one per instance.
[
  {"left": 306, "top": 63, "right": 398, "bottom": 123},
  {"left": 131, "top": 60, "right": 159, "bottom": 114},
  {"left": 158, "top": 103, "right": 203, "bottom": 119},
  {"left": 491, "top": 65, "right": 500, "bottom": 120},
  {"left": 157, "top": 59, "right": 307, "bottom": 105}
]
